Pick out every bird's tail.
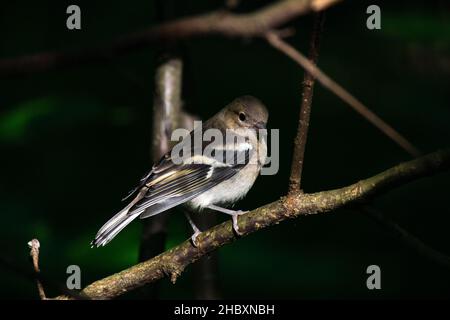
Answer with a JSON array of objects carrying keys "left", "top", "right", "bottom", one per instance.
[{"left": 91, "top": 203, "right": 139, "bottom": 247}]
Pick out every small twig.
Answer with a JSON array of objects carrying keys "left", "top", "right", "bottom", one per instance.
[
  {"left": 289, "top": 12, "right": 325, "bottom": 194},
  {"left": 362, "top": 206, "right": 450, "bottom": 268},
  {"left": 266, "top": 31, "right": 422, "bottom": 158},
  {"left": 27, "top": 239, "right": 47, "bottom": 300},
  {"left": 0, "top": 241, "right": 88, "bottom": 300},
  {"left": 26, "top": 239, "right": 90, "bottom": 300}
]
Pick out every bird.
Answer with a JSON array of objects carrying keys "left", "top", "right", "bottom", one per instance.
[{"left": 91, "top": 95, "right": 268, "bottom": 248}]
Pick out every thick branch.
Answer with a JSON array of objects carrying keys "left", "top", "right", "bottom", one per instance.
[
  {"left": 0, "top": 0, "right": 341, "bottom": 77},
  {"left": 289, "top": 12, "right": 325, "bottom": 193},
  {"left": 54, "top": 149, "right": 450, "bottom": 300}
]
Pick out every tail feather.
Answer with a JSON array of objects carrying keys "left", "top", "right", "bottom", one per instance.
[{"left": 91, "top": 205, "right": 139, "bottom": 247}]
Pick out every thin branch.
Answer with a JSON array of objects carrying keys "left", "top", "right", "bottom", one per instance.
[
  {"left": 53, "top": 149, "right": 450, "bottom": 300},
  {"left": 265, "top": 32, "right": 422, "bottom": 158},
  {"left": 0, "top": 240, "right": 87, "bottom": 300},
  {"left": 289, "top": 12, "right": 325, "bottom": 194},
  {"left": 362, "top": 206, "right": 450, "bottom": 268},
  {"left": 0, "top": 0, "right": 341, "bottom": 77},
  {"left": 28, "top": 239, "right": 47, "bottom": 300},
  {"left": 0, "top": 252, "right": 87, "bottom": 300}
]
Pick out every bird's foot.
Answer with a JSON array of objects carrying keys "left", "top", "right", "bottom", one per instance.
[
  {"left": 231, "top": 210, "right": 248, "bottom": 236},
  {"left": 184, "top": 211, "right": 203, "bottom": 247},
  {"left": 190, "top": 230, "right": 202, "bottom": 247},
  {"left": 206, "top": 205, "right": 249, "bottom": 236}
]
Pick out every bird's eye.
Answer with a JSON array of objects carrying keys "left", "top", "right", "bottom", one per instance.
[{"left": 239, "top": 112, "right": 246, "bottom": 121}]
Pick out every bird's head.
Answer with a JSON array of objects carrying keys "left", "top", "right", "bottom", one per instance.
[{"left": 223, "top": 95, "right": 269, "bottom": 130}]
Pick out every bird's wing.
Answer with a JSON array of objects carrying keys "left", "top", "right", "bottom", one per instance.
[
  {"left": 132, "top": 145, "right": 252, "bottom": 219},
  {"left": 92, "top": 133, "right": 252, "bottom": 247}
]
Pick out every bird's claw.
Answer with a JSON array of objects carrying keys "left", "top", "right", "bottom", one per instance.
[
  {"left": 232, "top": 210, "right": 248, "bottom": 236},
  {"left": 190, "top": 230, "right": 202, "bottom": 247}
]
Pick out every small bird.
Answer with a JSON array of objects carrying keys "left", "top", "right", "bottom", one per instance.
[{"left": 91, "top": 95, "right": 268, "bottom": 247}]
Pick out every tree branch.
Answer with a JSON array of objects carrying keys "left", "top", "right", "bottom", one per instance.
[
  {"left": 53, "top": 149, "right": 450, "bottom": 300},
  {"left": 289, "top": 12, "right": 325, "bottom": 194},
  {"left": 0, "top": 0, "right": 341, "bottom": 77},
  {"left": 266, "top": 31, "right": 422, "bottom": 157},
  {"left": 28, "top": 239, "right": 47, "bottom": 300},
  {"left": 25, "top": 239, "right": 89, "bottom": 300}
]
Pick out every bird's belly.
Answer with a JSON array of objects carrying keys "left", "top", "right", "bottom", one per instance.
[{"left": 187, "top": 163, "right": 261, "bottom": 210}]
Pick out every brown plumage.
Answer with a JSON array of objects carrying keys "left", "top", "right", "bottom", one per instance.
[{"left": 92, "top": 95, "right": 268, "bottom": 247}]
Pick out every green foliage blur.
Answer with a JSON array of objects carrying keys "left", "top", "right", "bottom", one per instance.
[{"left": 1, "top": 0, "right": 449, "bottom": 299}]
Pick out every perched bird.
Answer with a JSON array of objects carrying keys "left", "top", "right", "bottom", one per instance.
[{"left": 91, "top": 95, "right": 268, "bottom": 247}]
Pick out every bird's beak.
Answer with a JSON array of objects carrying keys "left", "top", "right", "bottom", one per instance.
[{"left": 254, "top": 122, "right": 266, "bottom": 130}]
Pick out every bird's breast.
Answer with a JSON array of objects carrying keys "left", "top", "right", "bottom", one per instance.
[{"left": 187, "top": 139, "right": 267, "bottom": 210}]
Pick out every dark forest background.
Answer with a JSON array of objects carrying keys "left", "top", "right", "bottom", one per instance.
[{"left": 1, "top": 0, "right": 449, "bottom": 299}]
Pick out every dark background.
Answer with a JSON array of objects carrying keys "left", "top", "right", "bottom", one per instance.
[{"left": 1, "top": 0, "right": 449, "bottom": 299}]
